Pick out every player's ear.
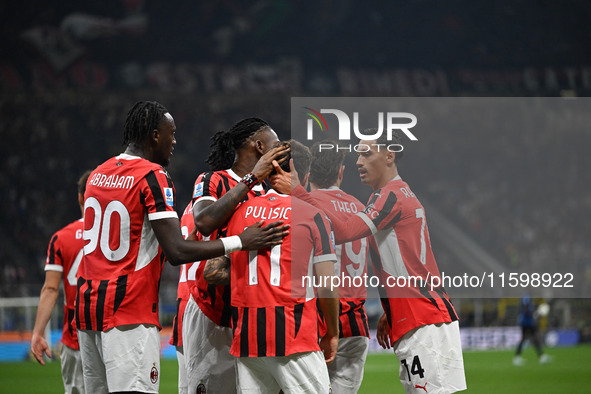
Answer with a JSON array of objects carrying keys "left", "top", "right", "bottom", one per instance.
[
  {"left": 151, "top": 128, "right": 160, "bottom": 143},
  {"left": 301, "top": 172, "right": 310, "bottom": 188},
  {"left": 255, "top": 139, "right": 265, "bottom": 155},
  {"left": 385, "top": 150, "right": 395, "bottom": 165},
  {"left": 338, "top": 165, "right": 345, "bottom": 181}
]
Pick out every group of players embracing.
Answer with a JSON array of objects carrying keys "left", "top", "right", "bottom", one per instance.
[{"left": 33, "top": 100, "right": 466, "bottom": 394}]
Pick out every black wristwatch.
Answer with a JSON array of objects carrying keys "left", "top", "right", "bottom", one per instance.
[{"left": 240, "top": 172, "right": 258, "bottom": 189}]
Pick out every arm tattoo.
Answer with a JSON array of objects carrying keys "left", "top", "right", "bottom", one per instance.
[{"left": 203, "top": 256, "right": 231, "bottom": 285}]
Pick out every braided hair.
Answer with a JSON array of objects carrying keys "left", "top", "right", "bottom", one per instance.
[
  {"left": 122, "top": 101, "right": 169, "bottom": 147},
  {"left": 206, "top": 117, "right": 270, "bottom": 171}
]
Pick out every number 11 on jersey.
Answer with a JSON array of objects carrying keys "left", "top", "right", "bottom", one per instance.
[{"left": 248, "top": 245, "right": 282, "bottom": 286}]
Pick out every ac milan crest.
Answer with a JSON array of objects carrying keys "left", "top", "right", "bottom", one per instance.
[{"left": 150, "top": 365, "right": 159, "bottom": 384}]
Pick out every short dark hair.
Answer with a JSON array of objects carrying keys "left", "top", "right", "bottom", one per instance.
[
  {"left": 309, "top": 140, "right": 346, "bottom": 188},
  {"left": 274, "top": 140, "right": 311, "bottom": 178},
  {"left": 362, "top": 128, "right": 404, "bottom": 164},
  {"left": 123, "top": 101, "right": 169, "bottom": 147},
  {"left": 77, "top": 170, "right": 92, "bottom": 196},
  {"left": 206, "top": 118, "right": 270, "bottom": 171},
  {"left": 290, "top": 140, "right": 311, "bottom": 177}
]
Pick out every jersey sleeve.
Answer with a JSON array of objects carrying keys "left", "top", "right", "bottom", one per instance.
[
  {"left": 293, "top": 185, "right": 373, "bottom": 244},
  {"left": 309, "top": 212, "right": 337, "bottom": 264},
  {"left": 192, "top": 172, "right": 224, "bottom": 205},
  {"left": 357, "top": 190, "right": 402, "bottom": 234},
  {"left": 45, "top": 232, "right": 64, "bottom": 272},
  {"left": 141, "top": 169, "right": 179, "bottom": 221}
]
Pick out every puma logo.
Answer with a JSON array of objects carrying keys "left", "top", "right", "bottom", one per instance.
[{"left": 415, "top": 382, "right": 428, "bottom": 392}]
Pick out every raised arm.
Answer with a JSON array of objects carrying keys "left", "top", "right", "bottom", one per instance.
[
  {"left": 194, "top": 145, "right": 290, "bottom": 236},
  {"left": 271, "top": 160, "right": 374, "bottom": 244}
]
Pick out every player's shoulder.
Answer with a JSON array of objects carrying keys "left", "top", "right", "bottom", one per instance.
[
  {"left": 292, "top": 195, "right": 326, "bottom": 219},
  {"left": 374, "top": 177, "right": 414, "bottom": 201},
  {"left": 94, "top": 154, "right": 167, "bottom": 177},
  {"left": 313, "top": 187, "right": 364, "bottom": 205},
  {"left": 51, "top": 218, "right": 84, "bottom": 245},
  {"left": 382, "top": 175, "right": 404, "bottom": 190},
  {"left": 212, "top": 168, "right": 237, "bottom": 181},
  {"left": 195, "top": 168, "right": 236, "bottom": 186},
  {"left": 238, "top": 189, "right": 288, "bottom": 208}
]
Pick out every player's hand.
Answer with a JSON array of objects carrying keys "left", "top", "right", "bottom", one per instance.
[
  {"left": 239, "top": 220, "right": 289, "bottom": 250},
  {"left": 31, "top": 332, "right": 51, "bottom": 365},
  {"left": 376, "top": 313, "right": 392, "bottom": 350},
  {"left": 319, "top": 334, "right": 339, "bottom": 364},
  {"left": 252, "top": 143, "right": 290, "bottom": 181},
  {"left": 270, "top": 159, "right": 300, "bottom": 193}
]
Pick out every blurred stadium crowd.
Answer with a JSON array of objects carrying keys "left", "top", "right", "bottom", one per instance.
[{"left": 1, "top": 0, "right": 590, "bottom": 336}]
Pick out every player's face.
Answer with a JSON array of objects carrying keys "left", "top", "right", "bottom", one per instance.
[
  {"left": 356, "top": 139, "right": 387, "bottom": 189},
  {"left": 154, "top": 113, "right": 176, "bottom": 167},
  {"left": 256, "top": 127, "right": 280, "bottom": 153}
]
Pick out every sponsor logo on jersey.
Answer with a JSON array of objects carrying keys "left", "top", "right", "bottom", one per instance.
[
  {"left": 193, "top": 182, "right": 204, "bottom": 198},
  {"left": 164, "top": 187, "right": 174, "bottom": 206}
]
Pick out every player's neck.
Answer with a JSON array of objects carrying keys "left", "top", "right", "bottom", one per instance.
[
  {"left": 232, "top": 151, "right": 258, "bottom": 177},
  {"left": 310, "top": 182, "right": 339, "bottom": 191},
  {"left": 123, "top": 144, "right": 148, "bottom": 161},
  {"left": 374, "top": 168, "right": 398, "bottom": 190}
]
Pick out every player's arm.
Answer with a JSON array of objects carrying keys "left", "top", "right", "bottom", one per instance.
[
  {"left": 31, "top": 270, "right": 61, "bottom": 365},
  {"left": 194, "top": 145, "right": 290, "bottom": 236},
  {"left": 152, "top": 217, "right": 289, "bottom": 266},
  {"left": 203, "top": 255, "right": 231, "bottom": 285},
  {"left": 315, "top": 260, "right": 339, "bottom": 364},
  {"left": 272, "top": 160, "right": 373, "bottom": 244}
]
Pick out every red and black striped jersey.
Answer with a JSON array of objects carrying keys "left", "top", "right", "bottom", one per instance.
[
  {"left": 293, "top": 177, "right": 458, "bottom": 343},
  {"left": 310, "top": 188, "right": 370, "bottom": 338},
  {"left": 169, "top": 202, "right": 197, "bottom": 347},
  {"left": 45, "top": 218, "right": 84, "bottom": 349},
  {"left": 188, "top": 169, "right": 266, "bottom": 327},
  {"left": 76, "top": 153, "right": 177, "bottom": 331},
  {"left": 226, "top": 192, "right": 337, "bottom": 357}
]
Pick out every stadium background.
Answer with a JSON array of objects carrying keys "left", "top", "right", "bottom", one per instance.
[{"left": 1, "top": 0, "right": 590, "bottom": 392}]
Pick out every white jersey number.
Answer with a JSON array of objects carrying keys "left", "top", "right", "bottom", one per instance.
[
  {"left": 248, "top": 245, "right": 282, "bottom": 287},
  {"left": 336, "top": 237, "right": 367, "bottom": 278},
  {"left": 83, "top": 197, "right": 131, "bottom": 262},
  {"left": 66, "top": 248, "right": 84, "bottom": 286},
  {"left": 180, "top": 225, "right": 199, "bottom": 282},
  {"left": 415, "top": 208, "right": 426, "bottom": 265}
]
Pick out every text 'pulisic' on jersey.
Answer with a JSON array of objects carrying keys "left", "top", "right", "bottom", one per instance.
[{"left": 243, "top": 205, "right": 291, "bottom": 220}]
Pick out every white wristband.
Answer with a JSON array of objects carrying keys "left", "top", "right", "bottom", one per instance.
[{"left": 221, "top": 235, "right": 243, "bottom": 254}]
